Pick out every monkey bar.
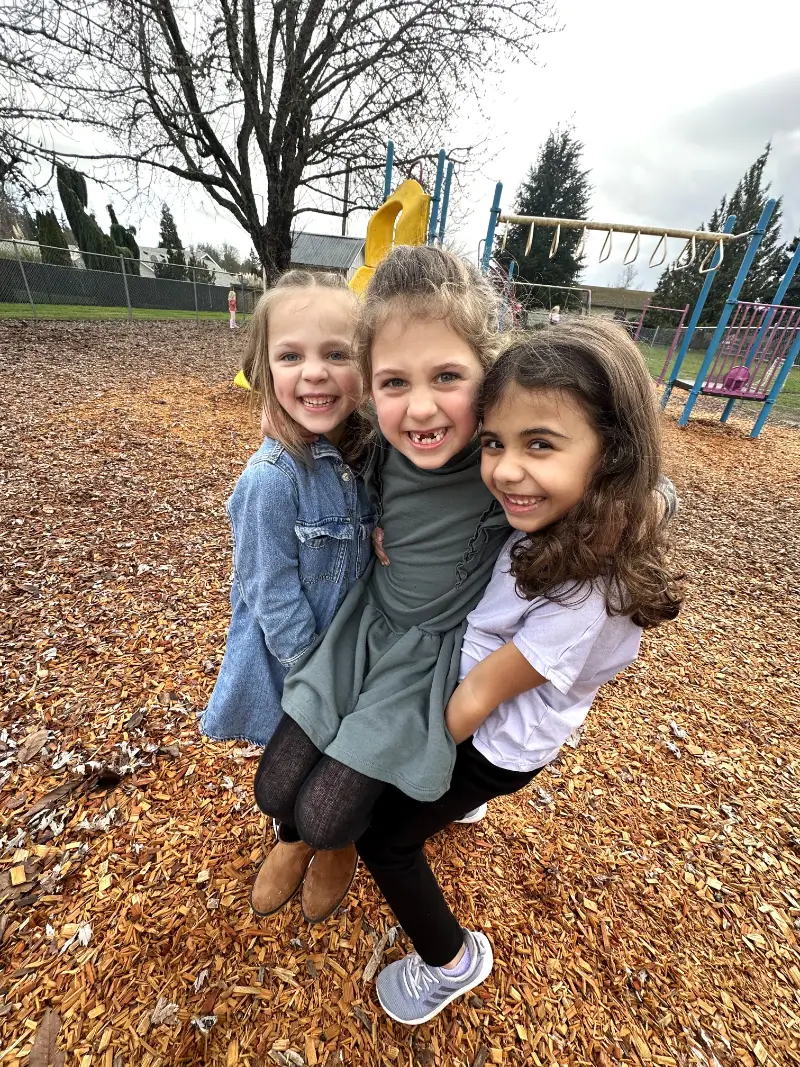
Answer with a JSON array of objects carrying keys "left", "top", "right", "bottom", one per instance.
[{"left": 480, "top": 183, "right": 751, "bottom": 276}]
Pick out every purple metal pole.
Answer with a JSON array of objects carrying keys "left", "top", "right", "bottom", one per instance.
[
  {"left": 633, "top": 298, "right": 650, "bottom": 342},
  {"left": 657, "top": 304, "right": 691, "bottom": 384}
]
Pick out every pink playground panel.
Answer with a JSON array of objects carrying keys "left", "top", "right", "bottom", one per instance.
[{"left": 697, "top": 301, "right": 800, "bottom": 400}]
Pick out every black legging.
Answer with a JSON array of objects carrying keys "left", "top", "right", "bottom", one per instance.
[
  {"left": 254, "top": 715, "right": 386, "bottom": 850},
  {"left": 356, "top": 739, "right": 539, "bottom": 966}
]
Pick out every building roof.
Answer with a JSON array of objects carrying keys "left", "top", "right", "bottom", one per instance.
[
  {"left": 291, "top": 232, "right": 364, "bottom": 270},
  {"left": 198, "top": 252, "right": 227, "bottom": 272},
  {"left": 138, "top": 246, "right": 169, "bottom": 261},
  {"left": 585, "top": 285, "right": 654, "bottom": 311}
]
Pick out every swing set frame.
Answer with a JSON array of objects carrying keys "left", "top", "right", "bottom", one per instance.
[{"left": 480, "top": 183, "right": 800, "bottom": 437}]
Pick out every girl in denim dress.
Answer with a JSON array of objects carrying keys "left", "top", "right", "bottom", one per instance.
[{"left": 202, "top": 270, "right": 375, "bottom": 918}]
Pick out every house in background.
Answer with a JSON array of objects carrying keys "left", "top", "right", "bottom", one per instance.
[
  {"left": 584, "top": 285, "right": 654, "bottom": 321},
  {"left": 137, "top": 247, "right": 238, "bottom": 286},
  {"left": 137, "top": 246, "right": 169, "bottom": 279},
  {"left": 195, "top": 251, "right": 238, "bottom": 288},
  {"left": 290, "top": 232, "right": 365, "bottom": 282}
]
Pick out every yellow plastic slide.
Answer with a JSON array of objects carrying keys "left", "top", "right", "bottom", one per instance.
[
  {"left": 348, "top": 179, "right": 430, "bottom": 294},
  {"left": 234, "top": 178, "right": 430, "bottom": 389}
]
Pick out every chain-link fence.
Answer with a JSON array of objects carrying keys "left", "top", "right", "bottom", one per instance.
[{"left": 0, "top": 240, "right": 262, "bottom": 322}]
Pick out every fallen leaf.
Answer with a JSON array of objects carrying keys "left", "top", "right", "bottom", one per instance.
[
  {"left": 123, "top": 708, "right": 146, "bottom": 731},
  {"left": 28, "top": 1008, "right": 65, "bottom": 1067},
  {"left": 17, "top": 729, "right": 49, "bottom": 763}
]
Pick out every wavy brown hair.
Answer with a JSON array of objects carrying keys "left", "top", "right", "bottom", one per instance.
[
  {"left": 242, "top": 269, "right": 364, "bottom": 463},
  {"left": 480, "top": 319, "right": 683, "bottom": 628},
  {"left": 355, "top": 245, "right": 500, "bottom": 383}
]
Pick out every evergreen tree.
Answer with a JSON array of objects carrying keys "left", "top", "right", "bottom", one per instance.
[
  {"left": 651, "top": 146, "right": 786, "bottom": 326},
  {"left": 779, "top": 237, "right": 800, "bottom": 308},
  {"left": 495, "top": 127, "right": 592, "bottom": 309},
  {"left": 107, "top": 204, "right": 141, "bottom": 275},
  {"left": 187, "top": 249, "right": 213, "bottom": 283},
  {"left": 35, "top": 209, "right": 72, "bottom": 266},
  {"left": 57, "top": 164, "right": 123, "bottom": 271},
  {"left": 153, "top": 204, "right": 188, "bottom": 280},
  {"left": 59, "top": 214, "right": 76, "bottom": 245}
]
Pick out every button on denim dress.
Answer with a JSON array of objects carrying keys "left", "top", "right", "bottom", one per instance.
[{"left": 201, "top": 437, "right": 375, "bottom": 746}]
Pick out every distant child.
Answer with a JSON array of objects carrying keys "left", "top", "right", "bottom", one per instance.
[
  {"left": 549, "top": 304, "right": 561, "bottom": 325},
  {"left": 228, "top": 287, "right": 238, "bottom": 329},
  {"left": 202, "top": 271, "right": 374, "bottom": 919},
  {"left": 358, "top": 320, "right": 683, "bottom": 1024}
]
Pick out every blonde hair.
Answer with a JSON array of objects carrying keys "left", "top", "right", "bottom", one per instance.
[
  {"left": 355, "top": 246, "right": 500, "bottom": 384},
  {"left": 242, "top": 270, "right": 360, "bottom": 460}
]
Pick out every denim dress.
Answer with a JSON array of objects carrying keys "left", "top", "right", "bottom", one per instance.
[{"left": 201, "top": 436, "right": 375, "bottom": 746}]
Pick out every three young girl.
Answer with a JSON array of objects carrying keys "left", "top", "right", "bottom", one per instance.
[
  {"left": 205, "top": 247, "right": 681, "bottom": 1024},
  {"left": 251, "top": 248, "right": 510, "bottom": 923}
]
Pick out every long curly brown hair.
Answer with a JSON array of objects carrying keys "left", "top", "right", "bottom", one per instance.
[{"left": 480, "top": 320, "right": 683, "bottom": 628}]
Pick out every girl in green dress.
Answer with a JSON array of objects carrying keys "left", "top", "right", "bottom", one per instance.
[{"left": 251, "top": 246, "right": 510, "bottom": 918}]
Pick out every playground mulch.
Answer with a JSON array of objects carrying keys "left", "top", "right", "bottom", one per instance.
[{"left": 2, "top": 320, "right": 800, "bottom": 1067}]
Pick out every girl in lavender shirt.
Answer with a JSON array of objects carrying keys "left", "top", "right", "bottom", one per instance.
[{"left": 358, "top": 320, "right": 684, "bottom": 1026}]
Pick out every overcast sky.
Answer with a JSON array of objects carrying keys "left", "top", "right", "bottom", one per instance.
[{"left": 92, "top": 0, "right": 800, "bottom": 290}]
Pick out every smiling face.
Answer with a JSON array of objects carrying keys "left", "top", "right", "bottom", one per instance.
[
  {"left": 480, "top": 384, "right": 602, "bottom": 533},
  {"left": 370, "top": 315, "right": 485, "bottom": 469},
  {"left": 267, "top": 288, "right": 361, "bottom": 445}
]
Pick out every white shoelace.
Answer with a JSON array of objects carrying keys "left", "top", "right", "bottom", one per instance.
[{"left": 402, "top": 954, "right": 439, "bottom": 999}]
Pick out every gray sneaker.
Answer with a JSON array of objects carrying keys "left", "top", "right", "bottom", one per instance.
[{"left": 376, "top": 929, "right": 493, "bottom": 1025}]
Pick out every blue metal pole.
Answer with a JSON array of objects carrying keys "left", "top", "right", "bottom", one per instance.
[
  {"left": 678, "top": 199, "right": 777, "bottom": 427},
  {"left": 750, "top": 325, "right": 800, "bottom": 437},
  {"left": 383, "top": 141, "right": 394, "bottom": 201},
  {"left": 722, "top": 237, "right": 800, "bottom": 423},
  {"left": 741, "top": 237, "right": 800, "bottom": 372},
  {"left": 660, "top": 215, "right": 736, "bottom": 409},
  {"left": 427, "top": 150, "right": 446, "bottom": 245},
  {"left": 437, "top": 161, "right": 455, "bottom": 245},
  {"left": 481, "top": 182, "right": 503, "bottom": 274}
]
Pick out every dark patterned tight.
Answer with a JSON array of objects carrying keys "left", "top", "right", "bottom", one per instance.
[{"left": 253, "top": 715, "right": 385, "bottom": 850}]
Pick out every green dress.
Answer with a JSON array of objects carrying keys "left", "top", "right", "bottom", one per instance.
[{"left": 280, "top": 439, "right": 510, "bottom": 801}]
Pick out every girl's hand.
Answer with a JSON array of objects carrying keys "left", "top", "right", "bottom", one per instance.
[{"left": 372, "top": 527, "right": 390, "bottom": 566}]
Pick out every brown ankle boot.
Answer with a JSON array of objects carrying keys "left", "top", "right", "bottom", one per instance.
[
  {"left": 301, "top": 843, "right": 358, "bottom": 924},
  {"left": 251, "top": 838, "right": 315, "bottom": 917}
]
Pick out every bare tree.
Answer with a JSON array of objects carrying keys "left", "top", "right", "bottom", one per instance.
[
  {"left": 614, "top": 262, "right": 639, "bottom": 289},
  {"left": 1, "top": 0, "right": 554, "bottom": 279}
]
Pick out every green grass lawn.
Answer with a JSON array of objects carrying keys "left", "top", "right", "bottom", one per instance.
[
  {"left": 0, "top": 303, "right": 236, "bottom": 322},
  {"left": 639, "top": 342, "right": 800, "bottom": 423}
]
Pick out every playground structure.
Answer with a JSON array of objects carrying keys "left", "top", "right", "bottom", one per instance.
[
  {"left": 631, "top": 300, "right": 690, "bottom": 384},
  {"left": 348, "top": 143, "right": 453, "bottom": 294},
  {"left": 234, "top": 142, "right": 450, "bottom": 389},
  {"left": 481, "top": 183, "right": 800, "bottom": 437},
  {"left": 661, "top": 223, "right": 800, "bottom": 436}
]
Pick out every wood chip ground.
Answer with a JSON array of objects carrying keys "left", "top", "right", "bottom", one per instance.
[{"left": 1, "top": 321, "right": 799, "bottom": 1067}]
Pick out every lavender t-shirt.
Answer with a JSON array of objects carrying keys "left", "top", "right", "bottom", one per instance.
[{"left": 459, "top": 534, "right": 643, "bottom": 773}]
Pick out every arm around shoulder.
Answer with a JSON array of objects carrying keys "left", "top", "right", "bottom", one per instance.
[{"left": 227, "top": 461, "right": 317, "bottom": 668}]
